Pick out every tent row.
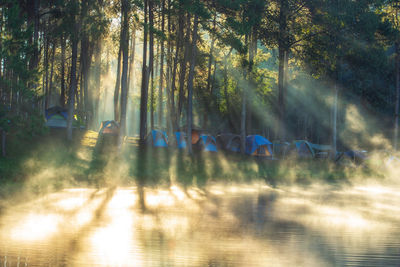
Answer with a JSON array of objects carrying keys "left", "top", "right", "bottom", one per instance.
[
  {"left": 98, "top": 120, "right": 273, "bottom": 156},
  {"left": 216, "top": 134, "right": 332, "bottom": 158},
  {"left": 46, "top": 112, "right": 365, "bottom": 162},
  {"left": 97, "top": 120, "right": 338, "bottom": 158}
]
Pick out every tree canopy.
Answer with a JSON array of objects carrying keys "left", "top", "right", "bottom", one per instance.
[{"left": 1, "top": 0, "right": 400, "bottom": 151}]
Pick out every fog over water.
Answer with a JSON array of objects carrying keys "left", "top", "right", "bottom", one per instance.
[{"left": 0, "top": 181, "right": 399, "bottom": 266}]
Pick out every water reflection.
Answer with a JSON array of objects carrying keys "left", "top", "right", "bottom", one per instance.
[{"left": 0, "top": 183, "right": 399, "bottom": 266}]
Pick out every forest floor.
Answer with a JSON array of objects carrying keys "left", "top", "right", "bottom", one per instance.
[{"left": 0, "top": 129, "right": 384, "bottom": 204}]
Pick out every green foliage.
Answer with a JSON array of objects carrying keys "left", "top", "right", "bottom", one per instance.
[{"left": 0, "top": 0, "right": 39, "bottom": 100}]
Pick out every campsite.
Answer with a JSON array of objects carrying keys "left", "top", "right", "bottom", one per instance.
[{"left": 2, "top": 0, "right": 400, "bottom": 266}]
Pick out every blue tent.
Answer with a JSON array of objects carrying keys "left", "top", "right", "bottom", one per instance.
[
  {"left": 217, "top": 134, "right": 241, "bottom": 152},
  {"left": 99, "top": 120, "right": 119, "bottom": 135},
  {"left": 150, "top": 130, "right": 168, "bottom": 147},
  {"left": 175, "top": 132, "right": 187, "bottom": 149},
  {"left": 45, "top": 106, "right": 68, "bottom": 120},
  {"left": 45, "top": 106, "right": 68, "bottom": 128},
  {"left": 293, "top": 140, "right": 315, "bottom": 158},
  {"left": 245, "top": 135, "right": 273, "bottom": 156},
  {"left": 198, "top": 135, "right": 218, "bottom": 152}
]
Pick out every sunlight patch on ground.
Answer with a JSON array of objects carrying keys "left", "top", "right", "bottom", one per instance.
[{"left": 80, "top": 130, "right": 99, "bottom": 148}]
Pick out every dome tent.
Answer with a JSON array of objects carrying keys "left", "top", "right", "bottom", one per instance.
[
  {"left": 197, "top": 134, "right": 218, "bottom": 152},
  {"left": 45, "top": 106, "right": 68, "bottom": 128},
  {"left": 146, "top": 129, "right": 168, "bottom": 147},
  {"left": 245, "top": 135, "right": 273, "bottom": 157}
]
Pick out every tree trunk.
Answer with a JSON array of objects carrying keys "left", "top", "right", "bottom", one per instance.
[
  {"left": 240, "top": 88, "right": 247, "bottom": 153},
  {"left": 170, "top": 5, "right": 184, "bottom": 130},
  {"left": 114, "top": 41, "right": 123, "bottom": 122},
  {"left": 158, "top": 0, "right": 165, "bottom": 127},
  {"left": 206, "top": 13, "right": 216, "bottom": 95},
  {"left": 247, "top": 32, "right": 257, "bottom": 135},
  {"left": 67, "top": 20, "right": 79, "bottom": 141},
  {"left": 48, "top": 41, "right": 56, "bottom": 108},
  {"left": 332, "top": 82, "right": 338, "bottom": 158},
  {"left": 178, "top": 13, "right": 191, "bottom": 124},
  {"left": 81, "top": 34, "right": 92, "bottom": 128},
  {"left": 165, "top": 0, "right": 174, "bottom": 133},
  {"left": 278, "top": 0, "right": 288, "bottom": 141},
  {"left": 149, "top": 0, "right": 155, "bottom": 130},
  {"left": 118, "top": 0, "right": 130, "bottom": 147},
  {"left": 240, "top": 33, "right": 251, "bottom": 154},
  {"left": 28, "top": 0, "right": 40, "bottom": 71},
  {"left": 60, "top": 34, "right": 66, "bottom": 107},
  {"left": 44, "top": 35, "right": 50, "bottom": 110},
  {"left": 128, "top": 29, "right": 136, "bottom": 92},
  {"left": 1, "top": 128, "right": 5, "bottom": 157},
  {"left": 139, "top": 0, "right": 150, "bottom": 143},
  {"left": 93, "top": 40, "right": 102, "bottom": 128},
  {"left": 204, "top": 13, "right": 216, "bottom": 129},
  {"left": 128, "top": 29, "right": 136, "bottom": 136},
  {"left": 78, "top": 67, "right": 83, "bottom": 115},
  {"left": 186, "top": 14, "right": 199, "bottom": 155},
  {"left": 394, "top": 41, "right": 400, "bottom": 151},
  {"left": 150, "top": 66, "right": 155, "bottom": 130},
  {"left": 223, "top": 49, "right": 234, "bottom": 130}
]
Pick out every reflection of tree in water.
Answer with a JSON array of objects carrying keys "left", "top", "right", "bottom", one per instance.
[
  {"left": 136, "top": 143, "right": 147, "bottom": 211},
  {"left": 88, "top": 134, "right": 119, "bottom": 186}
]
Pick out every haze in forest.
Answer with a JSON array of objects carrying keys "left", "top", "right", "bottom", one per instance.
[{"left": 1, "top": 0, "right": 400, "bottom": 190}]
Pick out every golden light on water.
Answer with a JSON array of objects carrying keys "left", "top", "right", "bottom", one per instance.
[
  {"left": 0, "top": 184, "right": 399, "bottom": 266},
  {"left": 11, "top": 213, "right": 60, "bottom": 241},
  {"left": 86, "top": 189, "right": 142, "bottom": 267},
  {"left": 54, "top": 196, "right": 87, "bottom": 211},
  {"left": 146, "top": 189, "right": 176, "bottom": 207},
  {"left": 170, "top": 185, "right": 185, "bottom": 201}
]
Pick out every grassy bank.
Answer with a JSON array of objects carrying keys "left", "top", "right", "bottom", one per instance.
[{"left": 0, "top": 130, "right": 385, "bottom": 201}]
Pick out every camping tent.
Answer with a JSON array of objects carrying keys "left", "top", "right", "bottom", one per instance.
[
  {"left": 272, "top": 141, "right": 290, "bottom": 158},
  {"left": 217, "top": 134, "right": 241, "bottom": 152},
  {"left": 178, "top": 125, "right": 202, "bottom": 144},
  {"left": 338, "top": 150, "right": 368, "bottom": 165},
  {"left": 197, "top": 135, "right": 218, "bottom": 152},
  {"left": 45, "top": 106, "right": 68, "bottom": 128},
  {"left": 309, "top": 143, "right": 331, "bottom": 158},
  {"left": 293, "top": 140, "right": 315, "bottom": 158},
  {"left": 175, "top": 132, "right": 187, "bottom": 149},
  {"left": 147, "top": 129, "right": 168, "bottom": 147},
  {"left": 245, "top": 135, "right": 273, "bottom": 157},
  {"left": 99, "top": 120, "right": 119, "bottom": 135}
]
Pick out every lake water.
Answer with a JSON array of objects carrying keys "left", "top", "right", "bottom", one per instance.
[{"left": 0, "top": 183, "right": 399, "bottom": 266}]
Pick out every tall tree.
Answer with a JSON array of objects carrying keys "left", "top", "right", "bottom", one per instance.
[
  {"left": 60, "top": 34, "right": 66, "bottom": 107},
  {"left": 277, "top": 0, "right": 288, "bottom": 140},
  {"left": 114, "top": 38, "right": 122, "bottom": 122},
  {"left": 149, "top": 0, "right": 155, "bottom": 130},
  {"left": 67, "top": 5, "right": 80, "bottom": 141},
  {"left": 158, "top": 0, "right": 165, "bottom": 127},
  {"left": 140, "top": 0, "right": 150, "bottom": 143},
  {"left": 118, "top": 0, "right": 130, "bottom": 147},
  {"left": 186, "top": 13, "right": 199, "bottom": 155},
  {"left": 178, "top": 13, "right": 191, "bottom": 124}
]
